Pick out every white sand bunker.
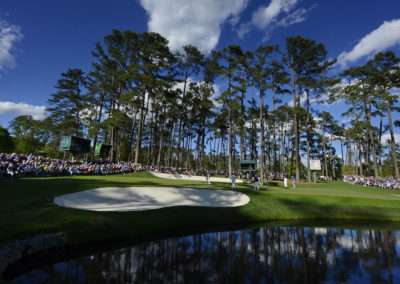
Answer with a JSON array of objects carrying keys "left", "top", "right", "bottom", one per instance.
[{"left": 54, "top": 187, "right": 250, "bottom": 212}]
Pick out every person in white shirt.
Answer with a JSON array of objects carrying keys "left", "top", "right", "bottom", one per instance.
[{"left": 231, "top": 173, "right": 236, "bottom": 189}]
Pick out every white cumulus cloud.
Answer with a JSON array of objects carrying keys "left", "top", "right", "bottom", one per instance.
[
  {"left": 0, "top": 20, "right": 23, "bottom": 71},
  {"left": 276, "top": 7, "right": 309, "bottom": 27},
  {"left": 287, "top": 91, "right": 336, "bottom": 108},
  {"left": 140, "top": 0, "right": 249, "bottom": 54},
  {"left": 381, "top": 133, "right": 400, "bottom": 145},
  {"left": 252, "top": 0, "right": 298, "bottom": 30},
  {"left": 0, "top": 101, "right": 47, "bottom": 120},
  {"left": 337, "top": 19, "right": 400, "bottom": 68},
  {"left": 237, "top": 0, "right": 313, "bottom": 40}
]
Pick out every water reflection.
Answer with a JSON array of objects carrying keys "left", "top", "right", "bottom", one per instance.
[{"left": 11, "top": 226, "right": 400, "bottom": 283}]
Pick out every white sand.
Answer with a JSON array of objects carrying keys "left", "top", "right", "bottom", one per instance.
[
  {"left": 150, "top": 171, "right": 243, "bottom": 183},
  {"left": 54, "top": 187, "right": 250, "bottom": 212}
]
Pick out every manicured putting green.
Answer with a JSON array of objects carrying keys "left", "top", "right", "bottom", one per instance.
[{"left": 2, "top": 171, "right": 400, "bottom": 247}]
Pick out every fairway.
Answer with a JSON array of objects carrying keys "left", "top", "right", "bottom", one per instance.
[{"left": 2, "top": 171, "right": 400, "bottom": 247}]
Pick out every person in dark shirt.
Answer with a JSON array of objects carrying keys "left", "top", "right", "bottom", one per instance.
[{"left": 254, "top": 174, "right": 260, "bottom": 190}]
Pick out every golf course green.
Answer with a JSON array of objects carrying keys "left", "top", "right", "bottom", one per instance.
[{"left": 2, "top": 171, "right": 400, "bottom": 246}]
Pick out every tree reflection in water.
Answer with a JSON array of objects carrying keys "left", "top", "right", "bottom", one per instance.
[{"left": 12, "top": 226, "right": 400, "bottom": 284}]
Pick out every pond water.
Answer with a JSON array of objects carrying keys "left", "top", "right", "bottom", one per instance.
[{"left": 8, "top": 225, "right": 400, "bottom": 283}]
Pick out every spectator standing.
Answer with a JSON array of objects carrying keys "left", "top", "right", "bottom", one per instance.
[
  {"left": 292, "top": 176, "right": 296, "bottom": 188},
  {"left": 284, "top": 177, "right": 288, "bottom": 188},
  {"left": 231, "top": 173, "right": 236, "bottom": 189},
  {"left": 254, "top": 174, "right": 260, "bottom": 190}
]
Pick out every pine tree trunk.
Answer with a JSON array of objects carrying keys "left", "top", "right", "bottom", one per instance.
[
  {"left": 322, "top": 126, "right": 328, "bottom": 177},
  {"left": 290, "top": 65, "right": 300, "bottom": 182},
  {"left": 128, "top": 107, "right": 138, "bottom": 161},
  {"left": 354, "top": 142, "right": 359, "bottom": 175},
  {"left": 156, "top": 121, "right": 164, "bottom": 170},
  {"left": 290, "top": 133, "right": 295, "bottom": 175},
  {"left": 211, "top": 135, "right": 215, "bottom": 168},
  {"left": 109, "top": 96, "right": 116, "bottom": 162},
  {"left": 228, "top": 77, "right": 233, "bottom": 177},
  {"left": 181, "top": 135, "right": 186, "bottom": 167},
  {"left": 359, "top": 147, "right": 363, "bottom": 175},
  {"left": 147, "top": 109, "right": 155, "bottom": 165},
  {"left": 306, "top": 89, "right": 311, "bottom": 182},
  {"left": 365, "top": 140, "right": 370, "bottom": 174},
  {"left": 201, "top": 126, "right": 206, "bottom": 169},
  {"left": 260, "top": 87, "right": 265, "bottom": 180},
  {"left": 196, "top": 132, "right": 201, "bottom": 171},
  {"left": 228, "top": 106, "right": 233, "bottom": 176},
  {"left": 387, "top": 99, "right": 399, "bottom": 177},
  {"left": 340, "top": 138, "right": 344, "bottom": 167},
  {"left": 267, "top": 127, "right": 272, "bottom": 173},
  {"left": 222, "top": 135, "right": 227, "bottom": 171},
  {"left": 75, "top": 94, "right": 80, "bottom": 137},
  {"left": 215, "top": 135, "right": 220, "bottom": 169},
  {"left": 354, "top": 142, "right": 358, "bottom": 175},
  {"left": 369, "top": 127, "right": 379, "bottom": 178},
  {"left": 378, "top": 111, "right": 384, "bottom": 175},
  {"left": 251, "top": 82, "right": 256, "bottom": 160},
  {"left": 91, "top": 94, "right": 104, "bottom": 161},
  {"left": 272, "top": 87, "right": 277, "bottom": 179},
  {"left": 330, "top": 136, "right": 336, "bottom": 178},
  {"left": 166, "top": 121, "right": 175, "bottom": 167},
  {"left": 186, "top": 135, "right": 191, "bottom": 169},
  {"left": 240, "top": 84, "right": 245, "bottom": 161},
  {"left": 365, "top": 90, "right": 379, "bottom": 177},
  {"left": 156, "top": 103, "right": 167, "bottom": 169},
  {"left": 175, "top": 120, "right": 183, "bottom": 168},
  {"left": 134, "top": 93, "right": 146, "bottom": 164},
  {"left": 175, "top": 68, "right": 190, "bottom": 168},
  {"left": 280, "top": 125, "right": 285, "bottom": 175}
]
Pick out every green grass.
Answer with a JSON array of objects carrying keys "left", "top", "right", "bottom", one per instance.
[{"left": 2, "top": 172, "right": 400, "bottom": 246}]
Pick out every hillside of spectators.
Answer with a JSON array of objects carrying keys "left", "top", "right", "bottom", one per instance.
[
  {"left": 1, "top": 152, "right": 249, "bottom": 180},
  {"left": 343, "top": 175, "right": 400, "bottom": 189},
  {"left": 151, "top": 166, "right": 243, "bottom": 178},
  {"left": 0, "top": 153, "right": 142, "bottom": 178}
]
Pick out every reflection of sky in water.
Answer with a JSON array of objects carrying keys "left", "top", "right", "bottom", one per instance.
[
  {"left": 10, "top": 226, "right": 400, "bottom": 283},
  {"left": 15, "top": 261, "right": 87, "bottom": 284}
]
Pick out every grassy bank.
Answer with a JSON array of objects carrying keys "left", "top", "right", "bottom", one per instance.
[{"left": 2, "top": 171, "right": 400, "bottom": 246}]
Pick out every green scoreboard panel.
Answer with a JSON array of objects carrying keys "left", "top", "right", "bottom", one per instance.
[
  {"left": 95, "top": 143, "right": 112, "bottom": 157},
  {"left": 60, "top": 135, "right": 91, "bottom": 153},
  {"left": 240, "top": 160, "right": 257, "bottom": 172}
]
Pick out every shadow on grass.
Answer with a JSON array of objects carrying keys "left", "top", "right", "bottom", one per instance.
[
  {"left": 1, "top": 176, "right": 163, "bottom": 196},
  {"left": 269, "top": 195, "right": 393, "bottom": 221}
]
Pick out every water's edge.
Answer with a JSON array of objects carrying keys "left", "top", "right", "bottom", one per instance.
[
  {"left": 0, "top": 233, "right": 66, "bottom": 278},
  {"left": 3, "top": 218, "right": 400, "bottom": 281}
]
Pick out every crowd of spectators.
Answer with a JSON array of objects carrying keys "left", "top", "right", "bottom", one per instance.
[
  {"left": 154, "top": 166, "right": 242, "bottom": 177},
  {"left": 0, "top": 153, "right": 142, "bottom": 178},
  {"left": 10, "top": 153, "right": 397, "bottom": 187},
  {"left": 343, "top": 175, "right": 400, "bottom": 189},
  {"left": 153, "top": 166, "right": 293, "bottom": 180},
  {"left": 1, "top": 153, "right": 248, "bottom": 180}
]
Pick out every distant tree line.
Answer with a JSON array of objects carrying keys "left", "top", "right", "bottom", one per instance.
[{"left": 1, "top": 30, "right": 399, "bottom": 180}]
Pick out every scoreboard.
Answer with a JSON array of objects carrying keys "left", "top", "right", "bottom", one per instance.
[{"left": 60, "top": 135, "right": 91, "bottom": 153}]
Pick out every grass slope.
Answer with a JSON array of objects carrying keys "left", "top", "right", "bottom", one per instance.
[{"left": 2, "top": 172, "right": 400, "bottom": 246}]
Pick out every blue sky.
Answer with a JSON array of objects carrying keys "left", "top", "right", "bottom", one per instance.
[{"left": 0, "top": 0, "right": 400, "bottom": 145}]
